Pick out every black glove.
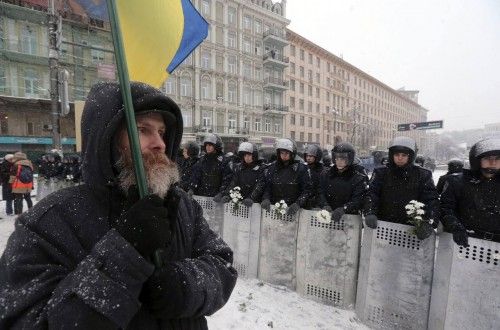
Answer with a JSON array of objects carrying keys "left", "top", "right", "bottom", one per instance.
[
  {"left": 221, "top": 195, "right": 231, "bottom": 203},
  {"left": 414, "top": 222, "right": 434, "bottom": 240},
  {"left": 323, "top": 205, "right": 333, "bottom": 213},
  {"left": 213, "top": 193, "right": 223, "bottom": 203},
  {"left": 187, "top": 189, "right": 194, "bottom": 197},
  {"left": 261, "top": 199, "right": 271, "bottom": 211},
  {"left": 242, "top": 198, "right": 254, "bottom": 207},
  {"left": 364, "top": 214, "right": 378, "bottom": 229},
  {"left": 331, "top": 207, "right": 345, "bottom": 223},
  {"left": 442, "top": 215, "right": 469, "bottom": 247},
  {"left": 452, "top": 229, "right": 469, "bottom": 247},
  {"left": 287, "top": 203, "right": 300, "bottom": 216},
  {"left": 112, "top": 187, "right": 171, "bottom": 258},
  {"left": 140, "top": 263, "right": 185, "bottom": 318}
]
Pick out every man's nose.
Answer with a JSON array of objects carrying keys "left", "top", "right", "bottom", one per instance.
[{"left": 151, "top": 133, "right": 166, "bottom": 151}]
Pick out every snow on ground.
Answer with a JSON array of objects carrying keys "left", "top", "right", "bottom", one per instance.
[{"left": 0, "top": 173, "right": 448, "bottom": 329}]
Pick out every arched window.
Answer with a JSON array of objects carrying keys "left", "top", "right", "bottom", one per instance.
[
  {"left": 228, "top": 80, "right": 237, "bottom": 103},
  {"left": 201, "top": 76, "right": 212, "bottom": 100},
  {"left": 180, "top": 75, "right": 192, "bottom": 97}
]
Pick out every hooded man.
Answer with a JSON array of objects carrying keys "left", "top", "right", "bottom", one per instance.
[
  {"left": 364, "top": 137, "right": 439, "bottom": 240},
  {"left": 178, "top": 141, "right": 200, "bottom": 192},
  {"left": 0, "top": 82, "right": 237, "bottom": 329},
  {"left": 260, "top": 138, "right": 312, "bottom": 216},
  {"left": 440, "top": 138, "right": 500, "bottom": 245}
]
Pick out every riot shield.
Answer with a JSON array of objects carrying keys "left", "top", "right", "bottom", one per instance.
[{"left": 192, "top": 195, "right": 224, "bottom": 235}]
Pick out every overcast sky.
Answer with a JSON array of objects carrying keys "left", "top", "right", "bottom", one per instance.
[{"left": 286, "top": 0, "right": 500, "bottom": 132}]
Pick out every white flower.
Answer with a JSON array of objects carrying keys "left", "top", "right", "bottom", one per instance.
[
  {"left": 275, "top": 203, "right": 280, "bottom": 207},
  {"left": 409, "top": 200, "right": 418, "bottom": 205},
  {"left": 406, "top": 210, "right": 413, "bottom": 215},
  {"left": 429, "top": 219, "right": 434, "bottom": 225},
  {"left": 416, "top": 202, "right": 425, "bottom": 208},
  {"left": 416, "top": 209, "right": 425, "bottom": 215},
  {"left": 282, "top": 203, "right": 288, "bottom": 208},
  {"left": 232, "top": 198, "right": 238, "bottom": 203},
  {"left": 235, "top": 186, "right": 241, "bottom": 190},
  {"left": 279, "top": 209, "right": 286, "bottom": 215},
  {"left": 280, "top": 200, "right": 285, "bottom": 203},
  {"left": 405, "top": 204, "right": 413, "bottom": 210}
]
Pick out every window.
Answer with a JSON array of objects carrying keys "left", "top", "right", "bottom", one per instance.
[
  {"left": 254, "top": 67, "right": 261, "bottom": 79},
  {"left": 308, "top": 117, "right": 312, "bottom": 127},
  {"left": 255, "top": 41, "right": 262, "bottom": 55},
  {"left": 290, "top": 62, "right": 295, "bottom": 74},
  {"left": 308, "top": 133, "right": 312, "bottom": 142},
  {"left": 316, "top": 73, "right": 320, "bottom": 83},
  {"left": 300, "top": 116, "right": 304, "bottom": 125},
  {"left": 299, "top": 66, "right": 304, "bottom": 78},
  {"left": 181, "top": 110, "right": 192, "bottom": 128},
  {"left": 274, "top": 122, "right": 281, "bottom": 133},
  {"left": 308, "top": 101, "right": 312, "bottom": 112},
  {"left": 316, "top": 57, "right": 320, "bottom": 67},
  {"left": 0, "top": 17, "right": 4, "bottom": 49},
  {"left": 308, "top": 53, "right": 313, "bottom": 64},
  {"left": 243, "top": 62, "right": 252, "bottom": 79},
  {"left": 243, "top": 86, "right": 251, "bottom": 105},
  {"left": 254, "top": 118, "right": 262, "bottom": 131},
  {"left": 308, "top": 85, "right": 312, "bottom": 96},
  {"left": 202, "top": 111, "right": 212, "bottom": 127},
  {"left": 290, "top": 97, "right": 295, "bottom": 108},
  {"left": 201, "top": 78, "right": 211, "bottom": 99},
  {"left": 255, "top": 20, "right": 262, "bottom": 34},
  {"left": 27, "top": 122, "right": 34, "bottom": 135},
  {"left": 307, "top": 70, "right": 312, "bottom": 82},
  {"left": 316, "top": 133, "right": 320, "bottom": 142},
  {"left": 243, "top": 38, "right": 251, "bottom": 53},
  {"left": 299, "top": 99, "right": 304, "bottom": 110},
  {"left": 300, "top": 49, "right": 304, "bottom": 60},
  {"left": 0, "top": 66, "right": 6, "bottom": 92},
  {"left": 91, "top": 47, "right": 104, "bottom": 63},
  {"left": 243, "top": 16, "right": 251, "bottom": 30},
  {"left": 180, "top": 76, "right": 192, "bottom": 96},
  {"left": 315, "top": 87, "right": 320, "bottom": 98},
  {"left": 290, "top": 79, "right": 295, "bottom": 91},
  {"left": 299, "top": 83, "right": 304, "bottom": 94},
  {"left": 201, "top": 51, "right": 211, "bottom": 69},
  {"left": 21, "top": 25, "right": 37, "bottom": 55},
  {"left": 227, "top": 55, "right": 237, "bottom": 74},
  {"left": 290, "top": 114, "right": 295, "bottom": 125},
  {"left": 24, "top": 69, "right": 39, "bottom": 97},
  {"left": 227, "top": 32, "right": 236, "bottom": 48},
  {"left": 316, "top": 118, "right": 320, "bottom": 128},
  {"left": 290, "top": 45, "right": 296, "bottom": 56},
  {"left": 265, "top": 119, "right": 271, "bottom": 132},
  {"left": 244, "top": 117, "right": 250, "bottom": 129},
  {"left": 0, "top": 115, "right": 8, "bottom": 134},
  {"left": 228, "top": 81, "right": 237, "bottom": 103},
  {"left": 254, "top": 90, "right": 262, "bottom": 106},
  {"left": 202, "top": 0, "right": 210, "bottom": 16},
  {"left": 229, "top": 115, "right": 236, "bottom": 129},
  {"left": 216, "top": 26, "right": 223, "bottom": 44},
  {"left": 290, "top": 131, "right": 295, "bottom": 140},
  {"left": 300, "top": 132, "right": 304, "bottom": 141}
]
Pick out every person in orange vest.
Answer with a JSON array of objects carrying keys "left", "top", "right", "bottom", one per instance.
[{"left": 9, "top": 152, "right": 34, "bottom": 215}]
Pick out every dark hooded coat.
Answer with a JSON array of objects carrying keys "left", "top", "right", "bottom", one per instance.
[{"left": 0, "top": 82, "right": 237, "bottom": 329}]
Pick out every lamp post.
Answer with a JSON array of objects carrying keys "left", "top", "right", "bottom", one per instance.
[{"left": 332, "top": 108, "right": 339, "bottom": 145}]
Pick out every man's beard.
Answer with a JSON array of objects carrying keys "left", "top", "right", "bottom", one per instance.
[{"left": 116, "top": 151, "right": 179, "bottom": 199}]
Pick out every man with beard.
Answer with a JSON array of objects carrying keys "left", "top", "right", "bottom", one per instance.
[
  {"left": 302, "top": 144, "right": 324, "bottom": 209},
  {"left": 0, "top": 82, "right": 237, "bottom": 329},
  {"left": 188, "top": 133, "right": 232, "bottom": 202},
  {"left": 260, "top": 138, "right": 312, "bottom": 216},
  {"left": 364, "top": 137, "right": 439, "bottom": 240},
  {"left": 178, "top": 141, "right": 200, "bottom": 191},
  {"left": 319, "top": 143, "right": 368, "bottom": 222},
  {"left": 440, "top": 138, "right": 500, "bottom": 245},
  {"left": 220, "top": 142, "right": 264, "bottom": 207}
]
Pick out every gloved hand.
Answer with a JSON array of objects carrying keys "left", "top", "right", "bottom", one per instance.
[
  {"left": 242, "top": 198, "right": 254, "bottom": 207},
  {"left": 187, "top": 189, "right": 194, "bottom": 198},
  {"left": 364, "top": 214, "right": 378, "bottom": 229},
  {"left": 140, "top": 263, "right": 185, "bottom": 318},
  {"left": 323, "top": 205, "right": 333, "bottom": 213},
  {"left": 213, "top": 193, "right": 223, "bottom": 203},
  {"left": 221, "top": 195, "right": 231, "bottom": 203},
  {"left": 442, "top": 215, "right": 469, "bottom": 247},
  {"left": 261, "top": 199, "right": 271, "bottom": 211},
  {"left": 414, "top": 222, "right": 434, "bottom": 240},
  {"left": 331, "top": 207, "right": 345, "bottom": 223},
  {"left": 112, "top": 187, "right": 171, "bottom": 258},
  {"left": 452, "top": 229, "right": 469, "bottom": 247},
  {"left": 287, "top": 203, "right": 300, "bottom": 216}
]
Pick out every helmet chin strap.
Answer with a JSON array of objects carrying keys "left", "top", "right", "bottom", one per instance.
[{"left": 481, "top": 167, "right": 499, "bottom": 175}]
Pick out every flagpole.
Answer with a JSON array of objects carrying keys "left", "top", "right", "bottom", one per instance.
[{"left": 106, "top": 0, "right": 148, "bottom": 198}]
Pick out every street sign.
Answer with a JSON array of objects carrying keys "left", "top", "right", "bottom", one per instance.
[{"left": 397, "top": 120, "right": 443, "bottom": 131}]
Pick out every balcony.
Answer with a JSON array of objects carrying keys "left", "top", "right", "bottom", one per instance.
[
  {"left": 264, "top": 77, "right": 289, "bottom": 91},
  {"left": 192, "top": 125, "right": 250, "bottom": 136},
  {"left": 263, "top": 29, "right": 288, "bottom": 47},
  {"left": 263, "top": 104, "right": 289, "bottom": 113},
  {"left": 263, "top": 52, "right": 289, "bottom": 68}
]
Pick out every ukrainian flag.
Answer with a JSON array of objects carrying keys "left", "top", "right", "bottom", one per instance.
[{"left": 77, "top": 0, "right": 208, "bottom": 88}]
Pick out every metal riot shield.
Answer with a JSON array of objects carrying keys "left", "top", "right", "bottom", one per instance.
[
  {"left": 221, "top": 203, "right": 261, "bottom": 278},
  {"left": 296, "top": 212, "right": 362, "bottom": 308},
  {"left": 355, "top": 221, "right": 435, "bottom": 330},
  {"left": 428, "top": 233, "right": 500, "bottom": 330},
  {"left": 192, "top": 195, "right": 224, "bottom": 235}
]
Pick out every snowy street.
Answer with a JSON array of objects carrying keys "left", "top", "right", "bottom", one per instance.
[{"left": 0, "top": 171, "right": 447, "bottom": 329}]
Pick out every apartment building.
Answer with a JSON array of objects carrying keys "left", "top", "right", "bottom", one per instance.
[
  {"left": 163, "top": 0, "right": 290, "bottom": 152},
  {"left": 285, "top": 29, "right": 427, "bottom": 154}
]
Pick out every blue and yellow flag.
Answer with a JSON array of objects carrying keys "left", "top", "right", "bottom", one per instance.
[{"left": 76, "top": 0, "right": 208, "bottom": 87}]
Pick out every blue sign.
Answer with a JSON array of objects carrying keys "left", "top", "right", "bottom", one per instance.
[{"left": 0, "top": 136, "right": 76, "bottom": 145}]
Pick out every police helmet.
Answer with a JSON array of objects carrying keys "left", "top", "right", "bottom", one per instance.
[
  {"left": 469, "top": 137, "right": 500, "bottom": 173},
  {"left": 203, "top": 133, "right": 223, "bottom": 153},
  {"left": 238, "top": 142, "right": 258, "bottom": 161},
  {"left": 183, "top": 141, "right": 200, "bottom": 158},
  {"left": 447, "top": 158, "right": 464, "bottom": 173},
  {"left": 332, "top": 142, "right": 355, "bottom": 166},
  {"left": 275, "top": 138, "right": 297, "bottom": 159},
  {"left": 303, "top": 144, "right": 323, "bottom": 162},
  {"left": 388, "top": 136, "right": 417, "bottom": 165}
]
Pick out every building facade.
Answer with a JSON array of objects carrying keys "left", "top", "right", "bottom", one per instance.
[
  {"left": 0, "top": 0, "right": 114, "bottom": 156},
  {"left": 285, "top": 29, "right": 428, "bottom": 155},
  {"left": 163, "top": 0, "right": 290, "bottom": 152}
]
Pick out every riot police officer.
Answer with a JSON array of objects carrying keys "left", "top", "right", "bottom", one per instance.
[
  {"left": 364, "top": 137, "right": 439, "bottom": 240},
  {"left": 320, "top": 143, "right": 368, "bottom": 222},
  {"left": 440, "top": 138, "right": 500, "bottom": 245},
  {"left": 436, "top": 159, "right": 464, "bottom": 194},
  {"left": 303, "top": 144, "right": 324, "bottom": 209},
  {"left": 221, "top": 142, "right": 264, "bottom": 207},
  {"left": 260, "top": 139, "right": 312, "bottom": 215},
  {"left": 178, "top": 141, "right": 200, "bottom": 191},
  {"left": 189, "top": 134, "right": 231, "bottom": 199}
]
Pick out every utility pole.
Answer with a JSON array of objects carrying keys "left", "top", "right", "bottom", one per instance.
[{"left": 48, "top": 0, "right": 61, "bottom": 150}]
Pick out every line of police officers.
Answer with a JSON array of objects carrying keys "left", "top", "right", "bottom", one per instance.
[{"left": 177, "top": 134, "right": 500, "bottom": 245}]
